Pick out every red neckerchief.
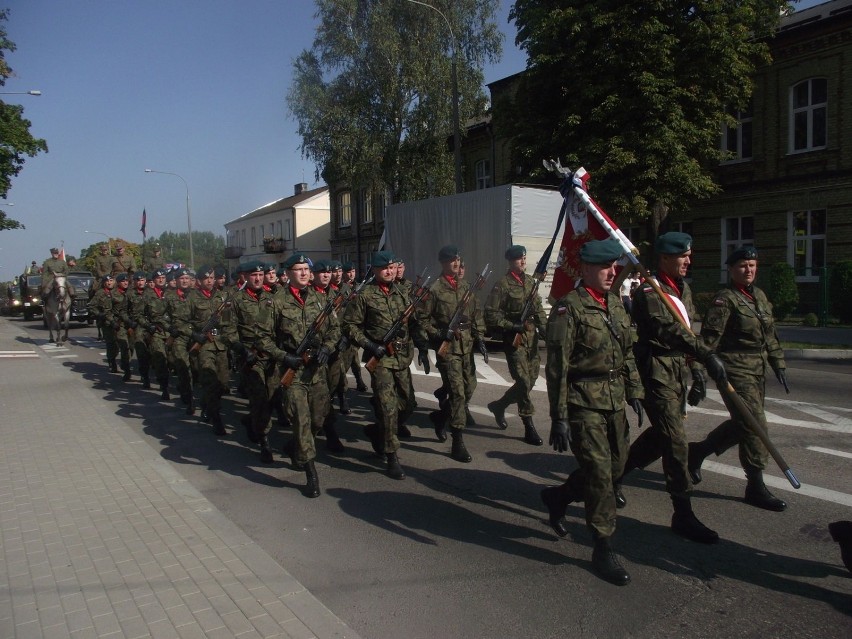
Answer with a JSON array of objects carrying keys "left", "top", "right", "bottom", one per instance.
[
  {"left": 200, "top": 289, "right": 212, "bottom": 299},
  {"left": 102, "top": 287, "right": 112, "bottom": 297},
  {"left": 245, "top": 287, "right": 260, "bottom": 301},
  {"left": 330, "top": 283, "right": 339, "bottom": 292},
  {"left": 262, "top": 284, "right": 272, "bottom": 292},
  {"left": 735, "top": 284, "right": 755, "bottom": 302},
  {"left": 443, "top": 274, "right": 457, "bottom": 290},
  {"left": 509, "top": 271, "right": 524, "bottom": 286},
  {"left": 135, "top": 288, "right": 145, "bottom": 296},
  {"left": 289, "top": 285, "right": 305, "bottom": 307},
  {"left": 313, "top": 284, "right": 327, "bottom": 294},
  {"left": 658, "top": 272, "right": 683, "bottom": 298},
  {"left": 378, "top": 282, "right": 391, "bottom": 296},
  {"left": 583, "top": 286, "right": 607, "bottom": 309},
  {"left": 177, "top": 288, "right": 187, "bottom": 301},
  {"left": 153, "top": 286, "right": 164, "bottom": 299}
]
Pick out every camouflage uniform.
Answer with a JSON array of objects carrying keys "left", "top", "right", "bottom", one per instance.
[
  {"left": 166, "top": 286, "right": 195, "bottom": 411},
  {"left": 88, "top": 284, "right": 118, "bottom": 370},
  {"left": 545, "top": 286, "right": 642, "bottom": 539},
  {"left": 484, "top": 270, "right": 547, "bottom": 441},
  {"left": 125, "top": 279, "right": 151, "bottom": 386},
  {"left": 139, "top": 285, "right": 172, "bottom": 397},
  {"left": 188, "top": 286, "right": 234, "bottom": 434},
  {"left": 274, "top": 286, "right": 340, "bottom": 467},
  {"left": 112, "top": 281, "right": 132, "bottom": 378},
  {"left": 343, "top": 280, "right": 425, "bottom": 460},
  {"left": 40, "top": 255, "right": 68, "bottom": 295}
]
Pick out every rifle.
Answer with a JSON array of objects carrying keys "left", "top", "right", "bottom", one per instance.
[
  {"left": 365, "top": 276, "right": 432, "bottom": 373},
  {"left": 280, "top": 287, "right": 345, "bottom": 387},
  {"left": 437, "top": 264, "right": 492, "bottom": 358},
  {"left": 189, "top": 283, "right": 244, "bottom": 353},
  {"left": 337, "top": 274, "right": 377, "bottom": 351},
  {"left": 511, "top": 274, "right": 545, "bottom": 348}
]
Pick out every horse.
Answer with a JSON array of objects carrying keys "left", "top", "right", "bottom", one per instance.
[{"left": 44, "top": 274, "right": 72, "bottom": 344}]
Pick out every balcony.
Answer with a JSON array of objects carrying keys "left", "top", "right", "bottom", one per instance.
[
  {"left": 223, "top": 246, "right": 244, "bottom": 259},
  {"left": 263, "top": 237, "right": 287, "bottom": 254}
]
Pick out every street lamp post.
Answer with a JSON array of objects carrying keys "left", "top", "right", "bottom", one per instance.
[
  {"left": 84, "top": 230, "right": 112, "bottom": 254},
  {"left": 404, "top": 0, "right": 462, "bottom": 193},
  {"left": 0, "top": 90, "right": 41, "bottom": 96},
  {"left": 144, "top": 169, "right": 194, "bottom": 269}
]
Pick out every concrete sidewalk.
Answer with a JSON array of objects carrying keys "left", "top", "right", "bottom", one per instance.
[{"left": 0, "top": 318, "right": 361, "bottom": 639}]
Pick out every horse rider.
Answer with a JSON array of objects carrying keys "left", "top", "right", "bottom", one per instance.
[
  {"left": 111, "top": 243, "right": 137, "bottom": 277},
  {"left": 41, "top": 247, "right": 69, "bottom": 299}
]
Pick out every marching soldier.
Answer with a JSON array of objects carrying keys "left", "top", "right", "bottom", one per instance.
[
  {"left": 214, "top": 266, "right": 228, "bottom": 291},
  {"left": 689, "top": 246, "right": 788, "bottom": 511},
  {"left": 125, "top": 272, "right": 151, "bottom": 388},
  {"left": 139, "top": 269, "right": 172, "bottom": 400},
  {"left": 263, "top": 263, "right": 279, "bottom": 293},
  {"left": 88, "top": 274, "right": 119, "bottom": 373},
  {"left": 616, "top": 232, "right": 727, "bottom": 543},
  {"left": 112, "top": 273, "right": 132, "bottom": 381},
  {"left": 188, "top": 265, "right": 233, "bottom": 436},
  {"left": 111, "top": 243, "right": 137, "bottom": 277},
  {"left": 342, "top": 251, "right": 428, "bottom": 479},
  {"left": 541, "top": 239, "right": 643, "bottom": 585},
  {"left": 275, "top": 253, "right": 340, "bottom": 497},
  {"left": 41, "top": 247, "right": 68, "bottom": 298},
  {"left": 165, "top": 268, "right": 195, "bottom": 414},
  {"left": 143, "top": 242, "right": 166, "bottom": 273},
  {"left": 420, "top": 245, "right": 487, "bottom": 463},
  {"left": 343, "top": 261, "right": 368, "bottom": 393},
  {"left": 484, "top": 245, "right": 547, "bottom": 446}
]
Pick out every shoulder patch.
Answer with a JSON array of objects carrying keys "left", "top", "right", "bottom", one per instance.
[
  {"left": 713, "top": 298, "right": 726, "bottom": 306},
  {"left": 557, "top": 306, "right": 567, "bottom": 315}
]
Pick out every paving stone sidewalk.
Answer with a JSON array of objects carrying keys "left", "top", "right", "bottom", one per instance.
[{"left": 0, "top": 318, "right": 361, "bottom": 639}]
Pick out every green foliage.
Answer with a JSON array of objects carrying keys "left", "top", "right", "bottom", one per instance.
[
  {"left": 767, "top": 262, "right": 799, "bottom": 320},
  {"left": 287, "top": 0, "right": 502, "bottom": 202},
  {"left": 802, "top": 312, "right": 818, "bottom": 327},
  {"left": 507, "top": 0, "right": 785, "bottom": 225},
  {"left": 831, "top": 260, "right": 852, "bottom": 323},
  {"left": 0, "top": 10, "right": 48, "bottom": 220},
  {"left": 77, "top": 231, "right": 226, "bottom": 273}
]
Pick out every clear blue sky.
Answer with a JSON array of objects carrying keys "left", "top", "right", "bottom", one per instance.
[{"left": 0, "top": 0, "right": 820, "bottom": 281}]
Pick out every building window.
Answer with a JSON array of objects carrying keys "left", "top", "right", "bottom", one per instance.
[
  {"left": 361, "top": 189, "right": 373, "bottom": 224},
  {"left": 251, "top": 227, "right": 256, "bottom": 247},
  {"left": 790, "top": 78, "right": 827, "bottom": 153},
  {"left": 721, "top": 216, "right": 754, "bottom": 282},
  {"left": 722, "top": 105, "right": 753, "bottom": 161},
  {"left": 241, "top": 230, "right": 246, "bottom": 248},
  {"left": 475, "top": 159, "right": 492, "bottom": 190},
  {"left": 788, "top": 209, "right": 826, "bottom": 282},
  {"left": 259, "top": 224, "right": 265, "bottom": 240},
  {"left": 378, "top": 188, "right": 389, "bottom": 220},
  {"left": 284, "top": 219, "right": 292, "bottom": 241},
  {"left": 338, "top": 191, "right": 352, "bottom": 228}
]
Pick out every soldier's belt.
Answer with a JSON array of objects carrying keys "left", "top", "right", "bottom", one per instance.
[
  {"left": 569, "top": 369, "right": 621, "bottom": 383},
  {"left": 650, "top": 346, "right": 686, "bottom": 358}
]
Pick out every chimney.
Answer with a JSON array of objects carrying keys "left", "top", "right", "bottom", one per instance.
[{"left": 294, "top": 182, "right": 308, "bottom": 195}]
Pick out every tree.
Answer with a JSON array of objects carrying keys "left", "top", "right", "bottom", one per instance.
[
  {"left": 78, "top": 231, "right": 226, "bottom": 274},
  {"left": 288, "top": 0, "right": 502, "bottom": 203},
  {"left": 508, "top": 0, "right": 786, "bottom": 233},
  {"left": 0, "top": 9, "right": 48, "bottom": 229}
]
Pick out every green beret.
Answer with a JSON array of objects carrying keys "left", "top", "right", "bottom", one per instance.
[
  {"left": 655, "top": 232, "right": 692, "bottom": 255},
  {"left": 328, "top": 260, "right": 343, "bottom": 270},
  {"left": 726, "top": 245, "right": 758, "bottom": 265},
  {"left": 438, "top": 245, "right": 460, "bottom": 262},
  {"left": 238, "top": 260, "right": 265, "bottom": 274},
  {"left": 133, "top": 271, "right": 147, "bottom": 280},
  {"left": 283, "top": 253, "right": 310, "bottom": 269},
  {"left": 505, "top": 244, "right": 526, "bottom": 260},
  {"left": 115, "top": 273, "right": 128, "bottom": 283},
  {"left": 152, "top": 268, "right": 167, "bottom": 278},
  {"left": 263, "top": 262, "right": 277, "bottom": 273},
  {"left": 197, "top": 265, "right": 215, "bottom": 278},
  {"left": 214, "top": 266, "right": 226, "bottom": 277},
  {"left": 580, "top": 239, "right": 623, "bottom": 264},
  {"left": 311, "top": 259, "right": 331, "bottom": 273},
  {"left": 371, "top": 250, "right": 396, "bottom": 267},
  {"left": 342, "top": 261, "right": 355, "bottom": 271},
  {"left": 174, "top": 267, "right": 191, "bottom": 277},
  {"left": 276, "top": 267, "right": 287, "bottom": 277},
  {"left": 101, "top": 274, "right": 114, "bottom": 284}
]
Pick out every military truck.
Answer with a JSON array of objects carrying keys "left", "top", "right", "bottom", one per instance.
[
  {"left": 4, "top": 283, "right": 22, "bottom": 316},
  {"left": 66, "top": 270, "right": 95, "bottom": 324},
  {"left": 17, "top": 271, "right": 44, "bottom": 321}
]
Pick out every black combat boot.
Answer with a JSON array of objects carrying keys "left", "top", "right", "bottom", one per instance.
[
  {"left": 364, "top": 423, "right": 384, "bottom": 457},
  {"left": 122, "top": 368, "right": 131, "bottom": 382},
  {"left": 324, "top": 418, "right": 345, "bottom": 453},
  {"left": 304, "top": 460, "right": 321, "bottom": 498},
  {"left": 521, "top": 416, "right": 543, "bottom": 446},
  {"left": 828, "top": 521, "right": 852, "bottom": 574},
  {"left": 210, "top": 411, "right": 226, "bottom": 437},
  {"left": 159, "top": 380, "right": 170, "bottom": 401},
  {"left": 540, "top": 479, "right": 579, "bottom": 538},
  {"left": 397, "top": 420, "right": 412, "bottom": 439},
  {"left": 671, "top": 496, "right": 719, "bottom": 544},
  {"left": 141, "top": 376, "right": 151, "bottom": 390},
  {"left": 450, "top": 428, "right": 472, "bottom": 463},
  {"left": 591, "top": 537, "right": 630, "bottom": 586},
  {"left": 338, "top": 390, "right": 352, "bottom": 415},
  {"left": 614, "top": 483, "right": 627, "bottom": 509},
  {"left": 109, "top": 359, "right": 118, "bottom": 373},
  {"left": 259, "top": 437, "right": 273, "bottom": 464},
  {"left": 241, "top": 415, "right": 259, "bottom": 444},
  {"left": 687, "top": 440, "right": 713, "bottom": 485},
  {"left": 744, "top": 466, "right": 787, "bottom": 511},
  {"left": 184, "top": 394, "right": 195, "bottom": 416},
  {"left": 386, "top": 452, "right": 405, "bottom": 480},
  {"left": 430, "top": 409, "right": 448, "bottom": 442},
  {"left": 352, "top": 364, "right": 368, "bottom": 392},
  {"left": 487, "top": 400, "right": 509, "bottom": 430}
]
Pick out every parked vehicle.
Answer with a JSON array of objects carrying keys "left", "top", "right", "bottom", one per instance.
[
  {"left": 5, "top": 284, "right": 23, "bottom": 316},
  {"left": 67, "top": 270, "right": 94, "bottom": 324},
  {"left": 17, "top": 272, "right": 44, "bottom": 321}
]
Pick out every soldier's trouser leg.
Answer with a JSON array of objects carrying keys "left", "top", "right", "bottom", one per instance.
[
  {"left": 642, "top": 396, "right": 693, "bottom": 497},
  {"left": 198, "top": 348, "right": 228, "bottom": 418},
  {"left": 116, "top": 335, "right": 130, "bottom": 372},
  {"left": 568, "top": 407, "right": 629, "bottom": 539},
  {"left": 148, "top": 336, "right": 169, "bottom": 387},
  {"left": 437, "top": 354, "right": 467, "bottom": 430},
  {"left": 719, "top": 374, "right": 770, "bottom": 470},
  {"left": 499, "top": 344, "right": 539, "bottom": 417},
  {"left": 102, "top": 325, "right": 118, "bottom": 367},
  {"left": 245, "top": 362, "right": 276, "bottom": 441},
  {"left": 284, "top": 382, "right": 315, "bottom": 465},
  {"left": 172, "top": 340, "right": 192, "bottom": 402},
  {"left": 134, "top": 339, "right": 150, "bottom": 381},
  {"left": 371, "top": 366, "right": 411, "bottom": 454}
]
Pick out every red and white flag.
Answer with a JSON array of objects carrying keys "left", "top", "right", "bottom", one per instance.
[{"left": 58, "top": 247, "right": 66, "bottom": 261}]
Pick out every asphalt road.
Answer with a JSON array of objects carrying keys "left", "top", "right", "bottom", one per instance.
[{"left": 10, "top": 317, "right": 852, "bottom": 639}]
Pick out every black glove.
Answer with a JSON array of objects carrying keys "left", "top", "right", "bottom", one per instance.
[
  {"left": 418, "top": 348, "right": 431, "bottom": 375},
  {"left": 169, "top": 326, "right": 181, "bottom": 338},
  {"left": 687, "top": 368, "right": 707, "bottom": 406},
  {"left": 365, "top": 340, "right": 387, "bottom": 359},
  {"left": 510, "top": 322, "right": 526, "bottom": 333},
  {"left": 191, "top": 331, "right": 206, "bottom": 345},
  {"left": 313, "top": 345, "right": 332, "bottom": 366},
  {"left": 628, "top": 398, "right": 644, "bottom": 428},
  {"left": 443, "top": 329, "right": 456, "bottom": 342},
  {"left": 775, "top": 368, "right": 790, "bottom": 394},
  {"left": 281, "top": 353, "right": 302, "bottom": 370},
  {"left": 704, "top": 353, "right": 727, "bottom": 385},
  {"left": 476, "top": 338, "right": 489, "bottom": 364},
  {"left": 549, "top": 419, "right": 569, "bottom": 453}
]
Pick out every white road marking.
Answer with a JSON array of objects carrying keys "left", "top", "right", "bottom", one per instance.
[
  {"left": 0, "top": 351, "right": 38, "bottom": 358},
  {"left": 806, "top": 446, "right": 852, "bottom": 459}
]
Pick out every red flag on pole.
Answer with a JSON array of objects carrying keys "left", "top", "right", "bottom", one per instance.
[
  {"left": 58, "top": 247, "right": 66, "bottom": 261},
  {"left": 140, "top": 208, "right": 147, "bottom": 239}
]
